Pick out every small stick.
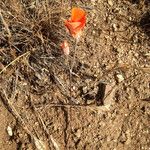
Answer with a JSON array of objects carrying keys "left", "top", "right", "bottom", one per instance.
[
  {"left": 36, "top": 103, "right": 108, "bottom": 109},
  {"left": 11, "top": 69, "right": 19, "bottom": 101},
  {"left": 1, "top": 91, "right": 49, "bottom": 150},
  {"left": 30, "top": 96, "right": 60, "bottom": 150},
  {"left": 0, "top": 51, "right": 30, "bottom": 75},
  {"left": 2, "top": 90, "right": 34, "bottom": 137},
  {"left": 0, "top": 10, "right": 11, "bottom": 37}
]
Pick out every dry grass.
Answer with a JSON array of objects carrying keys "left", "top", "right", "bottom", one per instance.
[
  {"left": 0, "top": 0, "right": 72, "bottom": 97},
  {"left": 0, "top": 1, "right": 73, "bottom": 149}
]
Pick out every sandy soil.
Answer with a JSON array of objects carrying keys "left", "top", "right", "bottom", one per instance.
[{"left": 0, "top": 0, "right": 150, "bottom": 150}]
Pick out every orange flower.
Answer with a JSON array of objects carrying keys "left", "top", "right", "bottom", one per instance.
[
  {"left": 65, "top": 7, "right": 86, "bottom": 38},
  {"left": 60, "top": 40, "right": 70, "bottom": 55}
]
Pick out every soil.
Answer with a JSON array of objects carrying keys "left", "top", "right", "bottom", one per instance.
[{"left": 0, "top": 0, "right": 150, "bottom": 150}]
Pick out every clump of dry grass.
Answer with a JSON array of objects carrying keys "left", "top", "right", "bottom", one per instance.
[
  {"left": 0, "top": 0, "right": 72, "bottom": 96},
  {"left": 0, "top": 0, "right": 66, "bottom": 54},
  {"left": 0, "top": 1, "right": 72, "bottom": 149}
]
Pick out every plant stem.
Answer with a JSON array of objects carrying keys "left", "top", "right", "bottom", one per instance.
[
  {"left": 71, "top": 39, "right": 78, "bottom": 72},
  {"left": 69, "top": 39, "right": 78, "bottom": 103}
]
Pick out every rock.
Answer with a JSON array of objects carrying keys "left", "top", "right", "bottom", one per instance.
[
  {"left": 116, "top": 74, "right": 124, "bottom": 82},
  {"left": 7, "top": 126, "right": 13, "bottom": 137},
  {"left": 75, "top": 129, "right": 81, "bottom": 138},
  {"left": 83, "top": 86, "right": 88, "bottom": 94},
  {"left": 112, "top": 23, "right": 118, "bottom": 31},
  {"left": 108, "top": 0, "right": 113, "bottom": 6}
]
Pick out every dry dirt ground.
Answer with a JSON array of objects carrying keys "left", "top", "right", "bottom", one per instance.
[{"left": 0, "top": 0, "right": 150, "bottom": 150}]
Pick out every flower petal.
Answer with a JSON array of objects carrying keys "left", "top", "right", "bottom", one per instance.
[
  {"left": 61, "top": 40, "right": 70, "bottom": 55},
  {"left": 71, "top": 7, "right": 86, "bottom": 22},
  {"left": 65, "top": 21, "right": 81, "bottom": 30},
  {"left": 65, "top": 20, "right": 85, "bottom": 38},
  {"left": 64, "top": 7, "right": 86, "bottom": 38}
]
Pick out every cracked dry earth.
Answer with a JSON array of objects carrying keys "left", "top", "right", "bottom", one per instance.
[{"left": 0, "top": 0, "right": 150, "bottom": 150}]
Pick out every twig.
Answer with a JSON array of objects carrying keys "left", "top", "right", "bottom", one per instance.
[
  {"left": 35, "top": 103, "right": 110, "bottom": 111},
  {"left": 0, "top": 51, "right": 30, "bottom": 75},
  {"left": 1, "top": 91, "right": 48, "bottom": 150},
  {"left": 11, "top": 69, "right": 19, "bottom": 101},
  {"left": 1, "top": 90, "right": 33, "bottom": 137},
  {"left": 30, "top": 96, "right": 60, "bottom": 150},
  {"left": 0, "top": 10, "right": 11, "bottom": 37},
  {"left": 50, "top": 135, "right": 60, "bottom": 150}
]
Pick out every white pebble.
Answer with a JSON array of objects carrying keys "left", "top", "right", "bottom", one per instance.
[
  {"left": 116, "top": 74, "right": 124, "bottom": 82},
  {"left": 7, "top": 126, "right": 13, "bottom": 137},
  {"left": 108, "top": 0, "right": 113, "bottom": 6}
]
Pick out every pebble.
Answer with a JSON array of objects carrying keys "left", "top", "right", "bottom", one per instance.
[
  {"left": 116, "top": 74, "right": 124, "bottom": 82},
  {"left": 83, "top": 86, "right": 88, "bottom": 94},
  {"left": 7, "top": 126, "right": 13, "bottom": 137},
  {"left": 108, "top": 0, "right": 113, "bottom": 6},
  {"left": 112, "top": 23, "right": 118, "bottom": 31},
  {"left": 75, "top": 129, "right": 81, "bottom": 138}
]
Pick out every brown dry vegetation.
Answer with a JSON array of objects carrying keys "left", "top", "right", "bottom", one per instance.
[{"left": 0, "top": 0, "right": 150, "bottom": 150}]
